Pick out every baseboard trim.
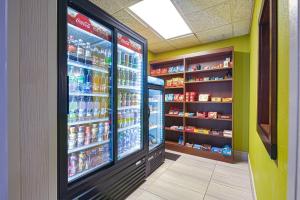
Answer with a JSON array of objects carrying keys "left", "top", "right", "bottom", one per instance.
[
  {"left": 234, "top": 150, "right": 248, "bottom": 161},
  {"left": 248, "top": 155, "right": 257, "bottom": 200}
]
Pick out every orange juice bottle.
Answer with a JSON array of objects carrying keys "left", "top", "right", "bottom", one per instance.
[{"left": 92, "top": 72, "right": 100, "bottom": 93}]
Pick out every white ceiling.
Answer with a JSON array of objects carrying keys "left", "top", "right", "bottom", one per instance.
[{"left": 90, "top": 0, "right": 254, "bottom": 53}]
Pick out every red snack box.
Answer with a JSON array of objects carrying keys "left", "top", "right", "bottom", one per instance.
[
  {"left": 197, "top": 112, "right": 207, "bottom": 118},
  {"left": 178, "top": 94, "right": 185, "bottom": 102},
  {"left": 161, "top": 68, "right": 168, "bottom": 74},
  {"left": 174, "top": 94, "right": 180, "bottom": 102},
  {"left": 185, "top": 126, "right": 195, "bottom": 132},
  {"left": 185, "top": 92, "right": 190, "bottom": 102}
]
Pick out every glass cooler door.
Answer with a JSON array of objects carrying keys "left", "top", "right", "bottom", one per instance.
[
  {"left": 66, "top": 7, "right": 113, "bottom": 182},
  {"left": 117, "top": 33, "right": 143, "bottom": 160},
  {"left": 149, "top": 89, "right": 163, "bottom": 150}
]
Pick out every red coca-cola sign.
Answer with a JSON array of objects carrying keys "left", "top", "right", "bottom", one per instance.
[
  {"left": 67, "top": 8, "right": 112, "bottom": 41},
  {"left": 118, "top": 35, "right": 142, "bottom": 54}
]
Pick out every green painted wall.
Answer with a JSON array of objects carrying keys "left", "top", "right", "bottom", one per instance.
[
  {"left": 149, "top": 35, "right": 250, "bottom": 152},
  {"left": 248, "top": 0, "right": 289, "bottom": 199}
]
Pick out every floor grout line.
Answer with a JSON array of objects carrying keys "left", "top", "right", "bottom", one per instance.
[{"left": 203, "top": 161, "right": 217, "bottom": 199}]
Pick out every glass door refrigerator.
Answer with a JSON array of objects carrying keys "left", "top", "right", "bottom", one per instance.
[
  {"left": 58, "top": 1, "right": 148, "bottom": 199},
  {"left": 146, "top": 76, "right": 165, "bottom": 176}
]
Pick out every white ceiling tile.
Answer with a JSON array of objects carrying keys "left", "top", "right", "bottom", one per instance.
[
  {"left": 196, "top": 24, "right": 233, "bottom": 44},
  {"left": 149, "top": 41, "right": 176, "bottom": 53},
  {"left": 172, "top": 0, "right": 226, "bottom": 14},
  {"left": 167, "top": 34, "right": 200, "bottom": 49},
  {"left": 115, "top": 0, "right": 142, "bottom": 8},
  {"left": 90, "top": 0, "right": 123, "bottom": 14},
  {"left": 112, "top": 10, "right": 147, "bottom": 33},
  {"left": 186, "top": 2, "right": 232, "bottom": 33},
  {"left": 230, "top": 0, "right": 254, "bottom": 22},
  {"left": 233, "top": 19, "right": 251, "bottom": 36}
]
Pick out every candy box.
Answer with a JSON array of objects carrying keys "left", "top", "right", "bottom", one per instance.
[
  {"left": 161, "top": 68, "right": 168, "bottom": 74},
  {"left": 185, "top": 126, "right": 195, "bottom": 132},
  {"left": 199, "top": 128, "right": 210, "bottom": 134},
  {"left": 200, "top": 144, "right": 212, "bottom": 151},
  {"left": 208, "top": 112, "right": 218, "bottom": 119},
  {"left": 211, "top": 97, "right": 222, "bottom": 102},
  {"left": 178, "top": 94, "right": 185, "bottom": 102},
  {"left": 173, "top": 94, "right": 180, "bottom": 101},
  {"left": 222, "top": 97, "right": 232, "bottom": 102},
  {"left": 178, "top": 78, "right": 184, "bottom": 86},
  {"left": 197, "top": 112, "right": 207, "bottom": 118},
  {"left": 185, "top": 92, "right": 190, "bottom": 102},
  {"left": 211, "top": 147, "right": 223, "bottom": 154},
  {"left": 150, "top": 69, "right": 156, "bottom": 75},
  {"left": 219, "top": 114, "right": 232, "bottom": 119},
  {"left": 198, "top": 94, "right": 210, "bottom": 102},
  {"left": 166, "top": 79, "right": 173, "bottom": 87},
  {"left": 185, "top": 143, "right": 193, "bottom": 148}
]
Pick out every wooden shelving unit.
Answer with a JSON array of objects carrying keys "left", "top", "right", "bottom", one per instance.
[{"left": 150, "top": 47, "right": 234, "bottom": 163}]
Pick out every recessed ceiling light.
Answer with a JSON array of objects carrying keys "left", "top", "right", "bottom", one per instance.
[{"left": 129, "top": 0, "right": 192, "bottom": 39}]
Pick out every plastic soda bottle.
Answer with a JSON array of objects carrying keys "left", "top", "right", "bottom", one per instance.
[
  {"left": 78, "top": 96, "right": 86, "bottom": 121},
  {"left": 93, "top": 97, "right": 100, "bottom": 118},
  {"left": 68, "top": 66, "right": 77, "bottom": 93},
  {"left": 85, "top": 42, "right": 92, "bottom": 65},
  {"left": 68, "top": 96, "right": 78, "bottom": 122},
  {"left": 86, "top": 97, "right": 93, "bottom": 120},
  {"left": 77, "top": 68, "right": 85, "bottom": 93},
  {"left": 92, "top": 72, "right": 100, "bottom": 93},
  {"left": 84, "top": 70, "right": 92, "bottom": 93}
]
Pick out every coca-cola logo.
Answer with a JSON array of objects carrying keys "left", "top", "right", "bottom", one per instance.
[{"left": 76, "top": 18, "right": 91, "bottom": 29}]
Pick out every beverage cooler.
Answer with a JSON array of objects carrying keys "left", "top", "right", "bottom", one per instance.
[
  {"left": 58, "top": 0, "right": 148, "bottom": 199},
  {"left": 146, "top": 76, "right": 165, "bottom": 176}
]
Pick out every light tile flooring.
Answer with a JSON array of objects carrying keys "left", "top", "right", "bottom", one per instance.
[{"left": 126, "top": 150, "right": 254, "bottom": 200}]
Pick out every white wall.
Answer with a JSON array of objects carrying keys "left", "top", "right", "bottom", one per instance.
[
  {"left": 8, "top": 0, "right": 57, "bottom": 199},
  {"left": 0, "top": 0, "right": 8, "bottom": 198}
]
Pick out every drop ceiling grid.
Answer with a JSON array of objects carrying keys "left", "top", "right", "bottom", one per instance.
[{"left": 89, "top": 0, "right": 253, "bottom": 53}]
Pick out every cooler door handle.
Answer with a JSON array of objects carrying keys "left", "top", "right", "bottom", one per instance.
[{"left": 67, "top": 76, "right": 69, "bottom": 114}]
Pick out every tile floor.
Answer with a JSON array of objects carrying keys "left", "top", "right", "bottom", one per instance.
[{"left": 126, "top": 150, "right": 254, "bottom": 200}]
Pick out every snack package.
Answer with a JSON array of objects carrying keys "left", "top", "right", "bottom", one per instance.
[
  {"left": 208, "top": 112, "right": 218, "bottom": 119},
  {"left": 211, "top": 147, "right": 223, "bottom": 154},
  {"left": 174, "top": 94, "right": 180, "bottom": 101},
  {"left": 211, "top": 97, "right": 222, "bottom": 102},
  {"left": 222, "top": 97, "right": 232, "bottom": 102},
  {"left": 198, "top": 94, "right": 210, "bottom": 102},
  {"left": 196, "top": 112, "right": 207, "bottom": 118},
  {"left": 178, "top": 94, "right": 185, "bottom": 102}
]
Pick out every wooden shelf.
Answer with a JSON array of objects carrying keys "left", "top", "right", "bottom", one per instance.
[
  {"left": 185, "top": 116, "right": 232, "bottom": 121},
  {"left": 165, "top": 114, "right": 184, "bottom": 118},
  {"left": 184, "top": 130, "right": 232, "bottom": 139},
  {"left": 185, "top": 67, "right": 233, "bottom": 74},
  {"left": 185, "top": 79, "right": 232, "bottom": 84},
  {"left": 151, "top": 72, "right": 184, "bottom": 77},
  {"left": 151, "top": 47, "right": 234, "bottom": 162},
  {"left": 185, "top": 101, "right": 232, "bottom": 104},
  {"left": 165, "top": 141, "right": 233, "bottom": 163},
  {"left": 165, "top": 127, "right": 184, "bottom": 133},
  {"left": 165, "top": 86, "right": 184, "bottom": 89}
]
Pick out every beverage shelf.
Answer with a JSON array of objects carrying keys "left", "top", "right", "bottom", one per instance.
[
  {"left": 118, "top": 85, "right": 141, "bottom": 91},
  {"left": 185, "top": 67, "right": 233, "bottom": 74},
  {"left": 68, "top": 160, "right": 112, "bottom": 182},
  {"left": 68, "top": 60, "right": 109, "bottom": 74},
  {"left": 185, "top": 79, "right": 232, "bottom": 84},
  {"left": 149, "top": 100, "right": 159, "bottom": 103},
  {"left": 69, "top": 92, "right": 109, "bottom": 97},
  {"left": 118, "top": 44, "right": 138, "bottom": 54},
  {"left": 150, "top": 111, "right": 159, "bottom": 115},
  {"left": 68, "top": 117, "right": 109, "bottom": 126},
  {"left": 68, "top": 140, "right": 110, "bottom": 154},
  {"left": 68, "top": 23, "right": 111, "bottom": 44},
  {"left": 118, "top": 124, "right": 140, "bottom": 133},
  {"left": 118, "top": 64, "right": 140, "bottom": 72},
  {"left": 149, "top": 125, "right": 159, "bottom": 130},
  {"left": 118, "top": 145, "right": 141, "bottom": 159},
  {"left": 118, "top": 105, "right": 140, "bottom": 110}
]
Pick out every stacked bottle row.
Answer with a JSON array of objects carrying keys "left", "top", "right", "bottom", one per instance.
[
  {"left": 68, "top": 96, "right": 109, "bottom": 122},
  {"left": 68, "top": 143, "right": 111, "bottom": 178},
  {"left": 68, "top": 122, "right": 110, "bottom": 150},
  {"left": 118, "top": 92, "right": 140, "bottom": 107},
  {"left": 117, "top": 109, "right": 140, "bottom": 128},
  {"left": 118, "top": 68, "right": 140, "bottom": 87},
  {"left": 118, "top": 127, "right": 141, "bottom": 157},
  {"left": 68, "top": 66, "right": 109, "bottom": 94},
  {"left": 117, "top": 50, "right": 141, "bottom": 68},
  {"left": 68, "top": 34, "right": 112, "bottom": 67}
]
